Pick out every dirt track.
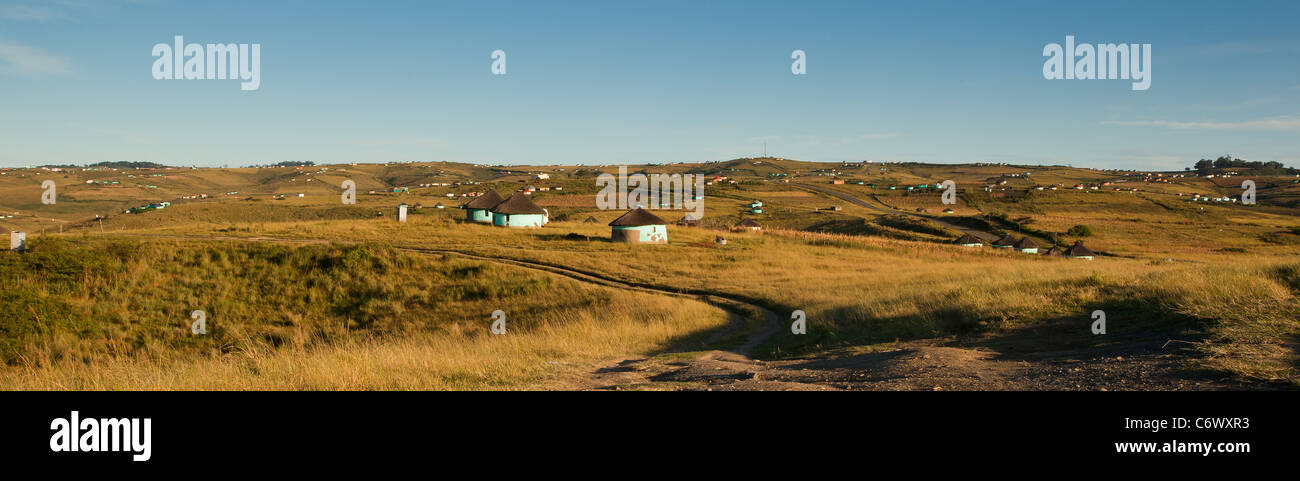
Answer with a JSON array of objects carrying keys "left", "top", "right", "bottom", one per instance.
[{"left": 119, "top": 233, "right": 1249, "bottom": 391}]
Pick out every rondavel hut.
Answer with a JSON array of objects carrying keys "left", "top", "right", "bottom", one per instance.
[
  {"left": 954, "top": 233, "right": 983, "bottom": 247},
  {"left": 1013, "top": 237, "right": 1039, "bottom": 254},
  {"left": 991, "top": 233, "right": 1018, "bottom": 249},
  {"left": 463, "top": 190, "right": 505, "bottom": 223},
  {"left": 609, "top": 207, "right": 668, "bottom": 244},
  {"left": 491, "top": 192, "right": 549, "bottom": 228},
  {"left": 737, "top": 218, "right": 761, "bottom": 232},
  {"left": 1064, "top": 241, "right": 1095, "bottom": 260}
]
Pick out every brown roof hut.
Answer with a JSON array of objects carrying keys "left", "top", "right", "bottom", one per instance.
[
  {"left": 954, "top": 233, "right": 983, "bottom": 247},
  {"left": 992, "top": 234, "right": 1018, "bottom": 248},
  {"left": 609, "top": 208, "right": 668, "bottom": 244},
  {"left": 1012, "top": 237, "right": 1039, "bottom": 253},
  {"left": 490, "top": 193, "right": 548, "bottom": 227},
  {"left": 463, "top": 190, "right": 505, "bottom": 223},
  {"left": 1064, "top": 241, "right": 1095, "bottom": 259},
  {"left": 736, "top": 218, "right": 761, "bottom": 232}
]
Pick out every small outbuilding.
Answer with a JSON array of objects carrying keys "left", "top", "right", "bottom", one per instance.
[
  {"left": 1041, "top": 245, "right": 1066, "bottom": 256},
  {"left": 491, "top": 193, "right": 549, "bottom": 228},
  {"left": 954, "top": 233, "right": 983, "bottom": 247},
  {"left": 9, "top": 231, "right": 25, "bottom": 251},
  {"left": 463, "top": 190, "right": 505, "bottom": 223},
  {"left": 583, "top": 216, "right": 600, "bottom": 223},
  {"left": 609, "top": 208, "right": 668, "bottom": 244},
  {"left": 736, "top": 218, "right": 761, "bottom": 232}
]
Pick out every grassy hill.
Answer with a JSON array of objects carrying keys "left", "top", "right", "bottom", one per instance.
[{"left": 2, "top": 157, "right": 1298, "bottom": 389}]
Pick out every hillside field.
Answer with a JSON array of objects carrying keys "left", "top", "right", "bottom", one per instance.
[{"left": 2, "top": 158, "right": 1298, "bottom": 390}]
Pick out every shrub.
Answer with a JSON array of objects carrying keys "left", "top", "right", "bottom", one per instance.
[{"left": 1066, "top": 225, "right": 1093, "bottom": 237}]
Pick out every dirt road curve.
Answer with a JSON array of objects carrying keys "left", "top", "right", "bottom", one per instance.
[{"left": 401, "top": 246, "right": 786, "bottom": 358}]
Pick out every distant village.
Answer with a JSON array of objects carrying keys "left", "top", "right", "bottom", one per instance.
[{"left": 5, "top": 158, "right": 1297, "bottom": 253}]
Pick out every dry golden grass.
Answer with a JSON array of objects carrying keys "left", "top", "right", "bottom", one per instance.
[
  {"left": 1, "top": 292, "right": 727, "bottom": 390},
  {"left": 0, "top": 237, "right": 730, "bottom": 390}
]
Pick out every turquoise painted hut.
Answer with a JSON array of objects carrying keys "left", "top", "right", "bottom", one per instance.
[
  {"left": 609, "top": 208, "right": 668, "bottom": 244},
  {"left": 1013, "top": 237, "right": 1039, "bottom": 254},
  {"left": 491, "top": 193, "right": 548, "bottom": 228},
  {"left": 1064, "top": 241, "right": 1095, "bottom": 260},
  {"left": 463, "top": 190, "right": 505, "bottom": 223},
  {"left": 954, "top": 233, "right": 983, "bottom": 247}
]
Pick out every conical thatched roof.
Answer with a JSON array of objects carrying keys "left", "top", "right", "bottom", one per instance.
[
  {"left": 737, "top": 218, "right": 761, "bottom": 228},
  {"left": 1065, "top": 241, "right": 1095, "bottom": 257},
  {"left": 1042, "top": 245, "right": 1066, "bottom": 256},
  {"left": 1013, "top": 237, "right": 1038, "bottom": 249},
  {"left": 609, "top": 208, "right": 666, "bottom": 226},
  {"left": 491, "top": 193, "right": 547, "bottom": 215},
  {"left": 464, "top": 190, "right": 504, "bottom": 210},
  {"left": 583, "top": 216, "right": 599, "bottom": 223},
  {"left": 954, "top": 233, "right": 982, "bottom": 244},
  {"left": 992, "top": 234, "right": 1017, "bottom": 246}
]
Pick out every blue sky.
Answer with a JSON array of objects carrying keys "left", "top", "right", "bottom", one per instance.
[{"left": 1, "top": 0, "right": 1297, "bottom": 170}]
